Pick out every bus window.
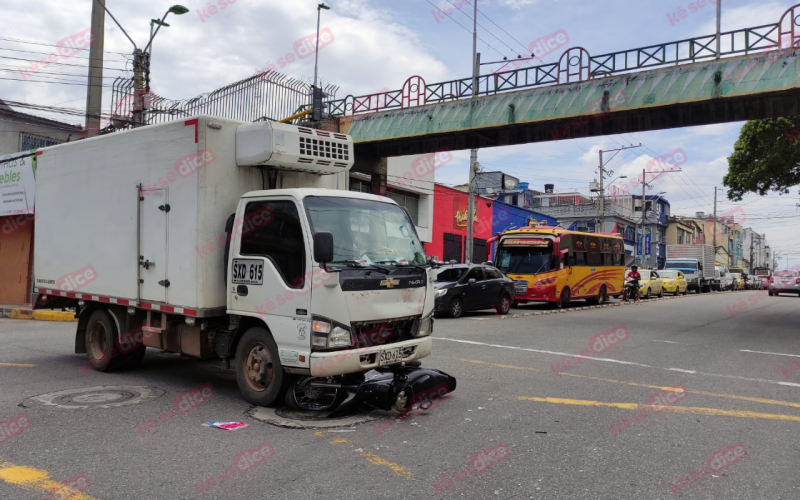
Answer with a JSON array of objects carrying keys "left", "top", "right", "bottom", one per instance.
[
  {"left": 497, "top": 240, "right": 555, "bottom": 275},
  {"left": 575, "top": 251, "right": 587, "bottom": 266},
  {"left": 587, "top": 236, "right": 602, "bottom": 266}
]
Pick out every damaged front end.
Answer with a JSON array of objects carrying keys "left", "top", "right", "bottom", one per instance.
[{"left": 285, "top": 362, "right": 457, "bottom": 417}]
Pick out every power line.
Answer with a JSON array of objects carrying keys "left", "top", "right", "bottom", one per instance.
[
  {"left": 422, "top": 0, "right": 508, "bottom": 62},
  {"left": 0, "top": 54, "right": 129, "bottom": 72},
  {"left": 0, "top": 45, "right": 130, "bottom": 63},
  {"left": 0, "top": 35, "right": 128, "bottom": 56}
]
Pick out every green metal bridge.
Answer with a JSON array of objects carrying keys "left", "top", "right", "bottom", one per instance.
[{"left": 325, "top": 3, "right": 800, "bottom": 158}]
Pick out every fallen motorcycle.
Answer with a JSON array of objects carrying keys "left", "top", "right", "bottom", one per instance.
[{"left": 285, "top": 361, "right": 457, "bottom": 417}]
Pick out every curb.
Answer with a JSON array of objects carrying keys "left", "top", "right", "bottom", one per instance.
[
  {"left": 499, "top": 289, "right": 748, "bottom": 320},
  {"left": 2, "top": 307, "right": 76, "bottom": 322}
]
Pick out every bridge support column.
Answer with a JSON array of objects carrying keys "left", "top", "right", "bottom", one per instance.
[{"left": 352, "top": 155, "right": 387, "bottom": 196}]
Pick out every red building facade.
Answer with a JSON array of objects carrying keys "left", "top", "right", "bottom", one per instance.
[{"left": 424, "top": 184, "right": 494, "bottom": 263}]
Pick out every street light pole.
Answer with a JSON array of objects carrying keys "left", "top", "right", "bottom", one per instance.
[
  {"left": 91, "top": 1, "right": 187, "bottom": 128},
  {"left": 598, "top": 144, "right": 640, "bottom": 232}
]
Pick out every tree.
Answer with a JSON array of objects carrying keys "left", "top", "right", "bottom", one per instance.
[{"left": 723, "top": 117, "right": 800, "bottom": 201}]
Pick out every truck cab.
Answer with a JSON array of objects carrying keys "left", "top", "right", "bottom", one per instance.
[{"left": 226, "top": 188, "right": 435, "bottom": 405}]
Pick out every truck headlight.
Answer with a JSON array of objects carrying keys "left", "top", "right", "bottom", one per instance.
[
  {"left": 329, "top": 326, "right": 352, "bottom": 347},
  {"left": 435, "top": 288, "right": 448, "bottom": 298},
  {"left": 414, "top": 313, "right": 433, "bottom": 338},
  {"left": 311, "top": 316, "right": 352, "bottom": 349}
]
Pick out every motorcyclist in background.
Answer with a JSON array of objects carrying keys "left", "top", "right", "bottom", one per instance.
[{"left": 626, "top": 265, "right": 642, "bottom": 302}]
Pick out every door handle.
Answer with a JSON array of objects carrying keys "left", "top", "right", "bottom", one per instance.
[
  {"left": 139, "top": 257, "right": 154, "bottom": 270},
  {"left": 237, "top": 285, "right": 249, "bottom": 296},
  {"left": 481, "top": 285, "right": 486, "bottom": 289}
]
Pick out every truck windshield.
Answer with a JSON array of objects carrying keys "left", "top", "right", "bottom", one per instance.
[
  {"left": 304, "top": 196, "right": 427, "bottom": 267},
  {"left": 665, "top": 261, "right": 697, "bottom": 273},
  {"left": 496, "top": 243, "right": 553, "bottom": 275}
]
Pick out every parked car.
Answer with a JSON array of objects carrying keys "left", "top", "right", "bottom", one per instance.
[
  {"left": 722, "top": 272, "right": 737, "bottom": 291},
  {"left": 434, "top": 264, "right": 516, "bottom": 318},
  {"left": 658, "top": 270, "right": 688, "bottom": 295},
  {"left": 769, "top": 270, "right": 800, "bottom": 297},
  {"left": 627, "top": 269, "right": 664, "bottom": 299},
  {"left": 746, "top": 274, "right": 763, "bottom": 290}
]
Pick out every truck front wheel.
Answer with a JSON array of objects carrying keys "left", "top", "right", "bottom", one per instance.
[{"left": 235, "top": 327, "right": 285, "bottom": 407}]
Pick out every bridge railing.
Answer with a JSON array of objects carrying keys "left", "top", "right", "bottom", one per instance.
[{"left": 325, "top": 4, "right": 800, "bottom": 119}]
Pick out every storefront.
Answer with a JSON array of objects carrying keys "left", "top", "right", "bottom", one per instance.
[{"left": 424, "top": 184, "right": 494, "bottom": 263}]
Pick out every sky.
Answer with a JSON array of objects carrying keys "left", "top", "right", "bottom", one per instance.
[{"left": 1, "top": 0, "right": 799, "bottom": 267}]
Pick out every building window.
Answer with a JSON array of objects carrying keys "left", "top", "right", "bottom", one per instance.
[
  {"left": 349, "top": 179, "right": 373, "bottom": 194},
  {"left": 19, "top": 132, "right": 62, "bottom": 152},
  {"left": 385, "top": 189, "right": 420, "bottom": 226}
]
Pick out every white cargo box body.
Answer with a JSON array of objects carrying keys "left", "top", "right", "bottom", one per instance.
[
  {"left": 665, "top": 244, "right": 715, "bottom": 280},
  {"left": 33, "top": 116, "right": 348, "bottom": 314}
]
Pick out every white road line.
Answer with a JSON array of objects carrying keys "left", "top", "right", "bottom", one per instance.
[
  {"left": 652, "top": 340, "right": 679, "bottom": 344},
  {"left": 740, "top": 349, "right": 800, "bottom": 359},
  {"left": 435, "top": 338, "right": 652, "bottom": 367},
  {"left": 434, "top": 338, "right": 799, "bottom": 390}
]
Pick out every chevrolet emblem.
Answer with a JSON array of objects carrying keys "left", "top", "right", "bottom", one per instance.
[{"left": 380, "top": 278, "right": 400, "bottom": 289}]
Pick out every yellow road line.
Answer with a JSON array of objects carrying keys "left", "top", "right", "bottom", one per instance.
[
  {"left": 329, "top": 439, "right": 414, "bottom": 480},
  {"left": 462, "top": 358, "right": 800, "bottom": 410},
  {"left": 0, "top": 362, "right": 35, "bottom": 368},
  {"left": 516, "top": 396, "right": 800, "bottom": 422},
  {"left": 0, "top": 461, "right": 97, "bottom": 499},
  {"left": 458, "top": 358, "right": 540, "bottom": 372}
]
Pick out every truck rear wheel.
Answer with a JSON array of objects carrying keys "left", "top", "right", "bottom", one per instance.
[
  {"left": 85, "top": 309, "right": 118, "bottom": 372},
  {"left": 235, "top": 327, "right": 285, "bottom": 407}
]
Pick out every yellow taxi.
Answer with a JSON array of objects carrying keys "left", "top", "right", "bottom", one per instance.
[
  {"left": 730, "top": 268, "right": 746, "bottom": 290},
  {"left": 636, "top": 269, "right": 664, "bottom": 299},
  {"left": 658, "top": 269, "right": 688, "bottom": 295}
]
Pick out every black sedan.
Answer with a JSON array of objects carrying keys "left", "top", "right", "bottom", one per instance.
[{"left": 433, "top": 264, "right": 516, "bottom": 318}]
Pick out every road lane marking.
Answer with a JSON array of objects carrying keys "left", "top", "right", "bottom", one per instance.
[
  {"left": 651, "top": 340, "right": 679, "bottom": 344},
  {"left": 458, "top": 358, "right": 540, "bottom": 372},
  {"left": 0, "top": 363, "right": 35, "bottom": 368},
  {"left": 0, "top": 461, "right": 96, "bottom": 499},
  {"left": 740, "top": 349, "right": 800, "bottom": 358},
  {"left": 436, "top": 338, "right": 651, "bottom": 368},
  {"left": 516, "top": 397, "right": 800, "bottom": 422},
  {"left": 329, "top": 439, "right": 413, "bottom": 480},
  {"left": 436, "top": 338, "right": 800, "bottom": 389}
]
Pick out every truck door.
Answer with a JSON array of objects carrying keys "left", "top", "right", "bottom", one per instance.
[
  {"left": 138, "top": 186, "right": 168, "bottom": 303},
  {"left": 229, "top": 198, "right": 312, "bottom": 367}
]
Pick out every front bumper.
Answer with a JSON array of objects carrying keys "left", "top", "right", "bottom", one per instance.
[
  {"left": 515, "top": 285, "right": 556, "bottom": 302},
  {"left": 663, "top": 284, "right": 679, "bottom": 293},
  {"left": 309, "top": 337, "right": 433, "bottom": 377}
]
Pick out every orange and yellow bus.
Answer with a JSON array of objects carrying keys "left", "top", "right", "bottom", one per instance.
[{"left": 488, "top": 226, "right": 626, "bottom": 308}]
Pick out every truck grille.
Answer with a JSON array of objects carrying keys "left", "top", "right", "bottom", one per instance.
[
  {"left": 351, "top": 318, "right": 414, "bottom": 348},
  {"left": 514, "top": 280, "right": 529, "bottom": 295}
]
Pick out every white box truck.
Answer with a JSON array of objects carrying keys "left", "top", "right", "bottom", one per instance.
[
  {"left": 32, "top": 116, "right": 454, "bottom": 414},
  {"left": 664, "top": 244, "right": 717, "bottom": 293}
]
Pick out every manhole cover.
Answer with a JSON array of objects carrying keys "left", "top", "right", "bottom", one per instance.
[
  {"left": 248, "top": 406, "right": 382, "bottom": 429},
  {"left": 22, "top": 386, "right": 165, "bottom": 410}
]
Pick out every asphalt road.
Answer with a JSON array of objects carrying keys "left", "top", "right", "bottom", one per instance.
[{"left": 1, "top": 290, "right": 799, "bottom": 499}]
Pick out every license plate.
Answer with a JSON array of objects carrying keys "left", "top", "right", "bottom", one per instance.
[
  {"left": 231, "top": 259, "right": 263, "bottom": 285},
  {"left": 379, "top": 347, "right": 404, "bottom": 366}
]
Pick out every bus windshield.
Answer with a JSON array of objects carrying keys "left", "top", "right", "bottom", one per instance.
[{"left": 497, "top": 242, "right": 553, "bottom": 275}]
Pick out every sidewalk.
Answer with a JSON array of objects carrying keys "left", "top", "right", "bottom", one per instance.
[{"left": 0, "top": 304, "right": 77, "bottom": 322}]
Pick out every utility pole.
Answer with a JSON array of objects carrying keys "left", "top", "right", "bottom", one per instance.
[
  {"left": 639, "top": 169, "right": 646, "bottom": 266},
  {"left": 465, "top": 0, "right": 479, "bottom": 263},
  {"left": 85, "top": 0, "right": 105, "bottom": 138},
  {"left": 712, "top": 187, "right": 718, "bottom": 262},
  {"left": 715, "top": 0, "right": 722, "bottom": 59},
  {"left": 749, "top": 232, "right": 754, "bottom": 273},
  {"left": 598, "top": 144, "right": 640, "bottom": 232}
]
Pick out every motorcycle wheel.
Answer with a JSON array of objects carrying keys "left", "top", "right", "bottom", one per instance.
[{"left": 285, "top": 376, "right": 346, "bottom": 411}]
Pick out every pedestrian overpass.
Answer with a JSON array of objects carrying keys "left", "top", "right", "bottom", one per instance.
[{"left": 323, "top": 4, "right": 800, "bottom": 159}]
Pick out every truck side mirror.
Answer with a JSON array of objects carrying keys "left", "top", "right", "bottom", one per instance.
[{"left": 313, "top": 232, "right": 334, "bottom": 263}]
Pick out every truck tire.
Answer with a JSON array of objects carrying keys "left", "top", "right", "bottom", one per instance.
[
  {"left": 84, "top": 309, "right": 119, "bottom": 372},
  {"left": 235, "top": 326, "right": 285, "bottom": 407}
]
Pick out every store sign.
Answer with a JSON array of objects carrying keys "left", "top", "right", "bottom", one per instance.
[
  {"left": 454, "top": 209, "right": 478, "bottom": 228},
  {"left": 0, "top": 152, "right": 36, "bottom": 217},
  {"left": 503, "top": 238, "right": 550, "bottom": 247}
]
